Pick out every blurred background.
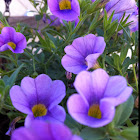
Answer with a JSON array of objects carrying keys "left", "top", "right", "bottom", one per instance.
[{"left": 0, "top": 0, "right": 37, "bottom": 16}]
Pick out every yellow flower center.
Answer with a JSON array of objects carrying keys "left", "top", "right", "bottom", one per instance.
[
  {"left": 88, "top": 104, "right": 102, "bottom": 119},
  {"left": 59, "top": 0, "right": 71, "bottom": 10},
  {"left": 32, "top": 104, "right": 47, "bottom": 117},
  {"left": 7, "top": 42, "right": 16, "bottom": 50}
]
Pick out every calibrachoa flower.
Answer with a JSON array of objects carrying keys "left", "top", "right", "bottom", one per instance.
[
  {"left": 48, "top": 0, "right": 80, "bottom": 21},
  {"left": 67, "top": 69, "right": 133, "bottom": 128},
  {"left": 0, "top": 27, "right": 26, "bottom": 53},
  {"left": 11, "top": 120, "right": 82, "bottom": 140},
  {"left": 10, "top": 74, "right": 66, "bottom": 127},
  {"left": 61, "top": 34, "right": 106, "bottom": 74}
]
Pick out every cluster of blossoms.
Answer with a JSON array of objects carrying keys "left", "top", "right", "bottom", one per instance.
[{"left": 0, "top": 0, "right": 137, "bottom": 139}]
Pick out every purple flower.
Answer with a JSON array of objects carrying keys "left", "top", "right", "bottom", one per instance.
[
  {"left": 10, "top": 74, "right": 66, "bottom": 127},
  {"left": 48, "top": 0, "right": 80, "bottom": 21},
  {"left": 47, "top": 15, "right": 61, "bottom": 26},
  {"left": 0, "top": 27, "right": 26, "bottom": 53},
  {"left": 67, "top": 69, "right": 133, "bottom": 128},
  {"left": 11, "top": 120, "right": 82, "bottom": 140},
  {"left": 61, "top": 34, "right": 106, "bottom": 74}
]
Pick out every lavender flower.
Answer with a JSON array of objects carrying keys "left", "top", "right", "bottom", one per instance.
[
  {"left": 48, "top": 0, "right": 80, "bottom": 21},
  {"left": 61, "top": 34, "right": 106, "bottom": 74},
  {"left": 10, "top": 74, "right": 66, "bottom": 127},
  {"left": 67, "top": 69, "right": 133, "bottom": 128},
  {"left": 11, "top": 120, "right": 82, "bottom": 140},
  {"left": 0, "top": 27, "right": 26, "bottom": 53}
]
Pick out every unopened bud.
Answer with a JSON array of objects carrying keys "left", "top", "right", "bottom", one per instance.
[{"left": 65, "top": 71, "right": 72, "bottom": 80}]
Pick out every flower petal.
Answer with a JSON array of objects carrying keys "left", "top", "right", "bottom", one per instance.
[
  {"left": 34, "top": 74, "right": 52, "bottom": 105},
  {"left": 64, "top": 45, "right": 84, "bottom": 60},
  {"left": 72, "top": 135, "right": 83, "bottom": 140},
  {"left": 72, "top": 36, "right": 88, "bottom": 57},
  {"left": 67, "top": 94, "right": 89, "bottom": 123},
  {"left": 38, "top": 105, "right": 66, "bottom": 123},
  {"left": 21, "top": 77, "right": 38, "bottom": 107},
  {"left": 67, "top": 94, "right": 115, "bottom": 128},
  {"left": 44, "top": 80, "right": 66, "bottom": 109},
  {"left": 1, "top": 27, "right": 16, "bottom": 42},
  {"left": 85, "top": 53, "right": 101, "bottom": 70},
  {"left": 48, "top": 122, "right": 72, "bottom": 140},
  {"left": 10, "top": 85, "right": 32, "bottom": 114},
  {"left": 113, "top": 87, "right": 133, "bottom": 106},
  {"left": 0, "top": 44, "right": 9, "bottom": 52},
  {"left": 24, "top": 114, "right": 34, "bottom": 127},
  {"left": 30, "top": 120, "right": 72, "bottom": 140},
  {"left": 93, "top": 36, "right": 106, "bottom": 54},
  {"left": 0, "top": 35, "right": 5, "bottom": 46},
  {"left": 11, "top": 127, "right": 37, "bottom": 140},
  {"left": 74, "top": 69, "right": 109, "bottom": 105},
  {"left": 104, "top": 76, "right": 127, "bottom": 97},
  {"left": 48, "top": 0, "right": 80, "bottom": 21},
  {"left": 61, "top": 55, "right": 87, "bottom": 74},
  {"left": 13, "top": 32, "right": 27, "bottom": 53}
]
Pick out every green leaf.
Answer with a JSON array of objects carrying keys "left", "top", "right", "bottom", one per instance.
[
  {"left": 0, "top": 79, "right": 5, "bottom": 96},
  {"left": 105, "top": 56, "right": 115, "bottom": 67},
  {"left": 103, "top": 9, "right": 108, "bottom": 30},
  {"left": 120, "top": 45, "right": 129, "bottom": 64},
  {"left": 89, "top": 10, "right": 100, "bottom": 31},
  {"left": 35, "top": 15, "right": 42, "bottom": 21},
  {"left": 108, "top": 10, "right": 115, "bottom": 25},
  {"left": 0, "top": 79, "right": 5, "bottom": 87},
  {"left": 87, "top": 0, "right": 101, "bottom": 14},
  {"left": 109, "top": 136, "right": 126, "bottom": 140},
  {"left": 120, "top": 126, "right": 138, "bottom": 140},
  {"left": 64, "top": 114, "right": 82, "bottom": 130},
  {"left": 3, "top": 64, "right": 24, "bottom": 88},
  {"left": 113, "top": 95, "right": 134, "bottom": 126},
  {"left": 36, "top": 31, "right": 51, "bottom": 52},
  {"left": 80, "top": 127, "right": 106, "bottom": 140},
  {"left": 113, "top": 53, "right": 120, "bottom": 69}
]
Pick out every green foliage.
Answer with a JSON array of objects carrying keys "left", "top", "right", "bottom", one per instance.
[
  {"left": 113, "top": 95, "right": 134, "bottom": 126},
  {"left": 80, "top": 127, "right": 106, "bottom": 140},
  {"left": 0, "top": 0, "right": 138, "bottom": 139}
]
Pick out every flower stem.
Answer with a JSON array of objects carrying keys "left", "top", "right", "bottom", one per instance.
[{"left": 132, "top": 64, "right": 138, "bottom": 93}]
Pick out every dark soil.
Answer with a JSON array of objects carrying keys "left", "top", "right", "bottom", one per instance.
[{"left": 0, "top": 114, "right": 10, "bottom": 140}]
